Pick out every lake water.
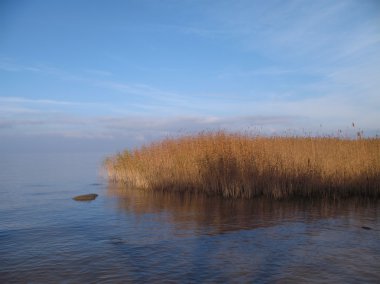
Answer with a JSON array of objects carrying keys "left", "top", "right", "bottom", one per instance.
[{"left": 1, "top": 152, "right": 379, "bottom": 283}]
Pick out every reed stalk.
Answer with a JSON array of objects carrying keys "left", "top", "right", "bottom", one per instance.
[{"left": 104, "top": 132, "right": 380, "bottom": 199}]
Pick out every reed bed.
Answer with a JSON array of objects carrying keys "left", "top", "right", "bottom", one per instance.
[{"left": 104, "top": 132, "right": 380, "bottom": 199}]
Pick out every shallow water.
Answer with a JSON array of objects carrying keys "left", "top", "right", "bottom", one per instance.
[{"left": 0, "top": 152, "right": 379, "bottom": 283}]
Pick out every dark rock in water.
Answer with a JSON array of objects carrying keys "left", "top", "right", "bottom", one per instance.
[
  {"left": 361, "top": 226, "right": 372, "bottom": 230},
  {"left": 73, "top": 193, "right": 98, "bottom": 201}
]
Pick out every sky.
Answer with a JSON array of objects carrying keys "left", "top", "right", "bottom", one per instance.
[{"left": 1, "top": 0, "right": 380, "bottom": 152}]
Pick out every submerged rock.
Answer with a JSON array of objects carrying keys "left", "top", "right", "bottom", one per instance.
[
  {"left": 361, "top": 226, "right": 372, "bottom": 230},
  {"left": 73, "top": 193, "right": 98, "bottom": 201}
]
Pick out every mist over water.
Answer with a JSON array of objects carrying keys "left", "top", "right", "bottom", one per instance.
[{"left": 0, "top": 152, "right": 379, "bottom": 282}]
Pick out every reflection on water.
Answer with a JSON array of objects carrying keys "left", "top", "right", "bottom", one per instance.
[
  {"left": 0, "top": 152, "right": 379, "bottom": 283},
  {"left": 108, "top": 185, "right": 380, "bottom": 282},
  {"left": 109, "top": 184, "right": 379, "bottom": 236}
]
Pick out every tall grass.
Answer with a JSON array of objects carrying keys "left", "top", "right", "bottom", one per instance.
[{"left": 104, "top": 132, "right": 380, "bottom": 199}]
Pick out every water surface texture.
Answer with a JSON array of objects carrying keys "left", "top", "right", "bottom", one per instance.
[{"left": 1, "top": 152, "right": 379, "bottom": 283}]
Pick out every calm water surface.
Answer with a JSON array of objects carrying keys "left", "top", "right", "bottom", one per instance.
[{"left": 0, "top": 152, "right": 379, "bottom": 283}]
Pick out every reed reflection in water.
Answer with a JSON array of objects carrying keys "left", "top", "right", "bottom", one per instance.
[{"left": 107, "top": 184, "right": 380, "bottom": 282}]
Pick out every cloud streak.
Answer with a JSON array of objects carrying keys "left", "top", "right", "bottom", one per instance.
[{"left": 1, "top": 0, "right": 379, "bottom": 151}]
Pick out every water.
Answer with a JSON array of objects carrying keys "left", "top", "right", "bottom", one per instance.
[{"left": 0, "top": 152, "right": 379, "bottom": 283}]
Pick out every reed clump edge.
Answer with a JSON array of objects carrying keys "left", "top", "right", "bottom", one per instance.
[{"left": 104, "top": 132, "right": 380, "bottom": 199}]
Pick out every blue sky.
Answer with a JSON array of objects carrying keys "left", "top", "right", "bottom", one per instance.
[{"left": 1, "top": 0, "right": 380, "bottom": 152}]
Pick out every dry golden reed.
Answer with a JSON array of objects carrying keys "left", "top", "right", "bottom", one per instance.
[{"left": 104, "top": 132, "right": 380, "bottom": 199}]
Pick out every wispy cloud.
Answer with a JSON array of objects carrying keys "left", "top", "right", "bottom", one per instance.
[
  {"left": 0, "top": 96, "right": 75, "bottom": 106},
  {"left": 1, "top": 0, "right": 379, "bottom": 144},
  {"left": 0, "top": 58, "right": 42, "bottom": 72},
  {"left": 203, "top": 0, "right": 380, "bottom": 65},
  {"left": 0, "top": 113, "right": 300, "bottom": 141},
  {"left": 0, "top": 59, "right": 190, "bottom": 109}
]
